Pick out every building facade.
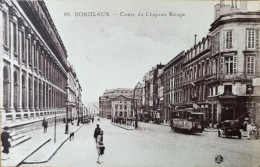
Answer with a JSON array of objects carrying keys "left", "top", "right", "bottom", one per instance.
[
  {"left": 99, "top": 88, "right": 133, "bottom": 119},
  {"left": 0, "top": 0, "right": 82, "bottom": 128},
  {"left": 133, "top": 82, "right": 143, "bottom": 120},
  {"left": 142, "top": 64, "right": 165, "bottom": 121},
  {"left": 134, "top": 0, "right": 260, "bottom": 127}
]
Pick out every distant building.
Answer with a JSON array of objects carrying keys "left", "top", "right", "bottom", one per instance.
[
  {"left": 99, "top": 88, "right": 133, "bottom": 118},
  {"left": 133, "top": 82, "right": 143, "bottom": 120},
  {"left": 143, "top": 64, "right": 165, "bottom": 121}
]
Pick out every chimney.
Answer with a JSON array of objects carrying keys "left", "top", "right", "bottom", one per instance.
[
  {"left": 194, "top": 34, "right": 197, "bottom": 45},
  {"left": 220, "top": 0, "right": 224, "bottom": 7}
]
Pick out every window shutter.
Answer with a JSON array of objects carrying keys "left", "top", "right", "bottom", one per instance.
[
  {"left": 251, "top": 57, "right": 255, "bottom": 74},
  {"left": 256, "top": 29, "right": 259, "bottom": 49},
  {"left": 219, "top": 57, "right": 224, "bottom": 74},
  {"left": 233, "top": 56, "right": 237, "bottom": 73}
]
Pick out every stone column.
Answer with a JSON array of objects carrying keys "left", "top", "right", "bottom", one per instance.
[
  {"left": 10, "top": 12, "right": 18, "bottom": 122},
  {"left": 0, "top": 6, "right": 5, "bottom": 124}
]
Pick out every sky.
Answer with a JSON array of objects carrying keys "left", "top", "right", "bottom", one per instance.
[{"left": 43, "top": 0, "right": 259, "bottom": 104}]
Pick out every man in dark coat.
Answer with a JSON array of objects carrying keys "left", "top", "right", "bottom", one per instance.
[
  {"left": 94, "top": 124, "right": 101, "bottom": 143},
  {"left": 1, "top": 126, "right": 13, "bottom": 159},
  {"left": 42, "top": 117, "right": 48, "bottom": 133}
]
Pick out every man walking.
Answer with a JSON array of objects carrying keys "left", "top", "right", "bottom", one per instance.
[
  {"left": 42, "top": 117, "right": 48, "bottom": 133},
  {"left": 1, "top": 127, "right": 13, "bottom": 159},
  {"left": 94, "top": 124, "right": 101, "bottom": 143}
]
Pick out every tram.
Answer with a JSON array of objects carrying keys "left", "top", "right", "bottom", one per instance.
[{"left": 170, "top": 108, "right": 204, "bottom": 134}]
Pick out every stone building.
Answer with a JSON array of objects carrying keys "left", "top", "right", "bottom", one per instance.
[
  {"left": 165, "top": 0, "right": 260, "bottom": 126},
  {"left": 0, "top": 0, "right": 82, "bottom": 128},
  {"left": 67, "top": 63, "right": 78, "bottom": 121},
  {"left": 133, "top": 82, "right": 143, "bottom": 121},
  {"left": 143, "top": 64, "right": 164, "bottom": 121},
  {"left": 205, "top": 0, "right": 260, "bottom": 126},
  {"left": 99, "top": 88, "right": 133, "bottom": 119},
  {"left": 137, "top": 0, "right": 260, "bottom": 126}
]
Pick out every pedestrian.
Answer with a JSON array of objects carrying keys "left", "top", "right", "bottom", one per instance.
[
  {"left": 96, "top": 130, "right": 105, "bottom": 164},
  {"left": 247, "top": 122, "right": 253, "bottom": 140},
  {"left": 1, "top": 126, "right": 13, "bottom": 159},
  {"left": 42, "top": 117, "right": 48, "bottom": 133},
  {"left": 243, "top": 117, "right": 249, "bottom": 131},
  {"left": 92, "top": 117, "right": 94, "bottom": 123},
  {"left": 94, "top": 124, "right": 101, "bottom": 143}
]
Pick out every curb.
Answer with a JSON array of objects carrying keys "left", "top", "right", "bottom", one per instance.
[
  {"left": 21, "top": 124, "right": 84, "bottom": 165},
  {"left": 111, "top": 123, "right": 135, "bottom": 130},
  {"left": 16, "top": 138, "right": 51, "bottom": 166}
]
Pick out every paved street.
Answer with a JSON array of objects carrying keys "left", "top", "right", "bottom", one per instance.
[{"left": 22, "top": 118, "right": 260, "bottom": 167}]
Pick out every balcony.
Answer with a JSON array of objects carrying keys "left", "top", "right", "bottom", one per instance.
[{"left": 206, "top": 72, "right": 258, "bottom": 83}]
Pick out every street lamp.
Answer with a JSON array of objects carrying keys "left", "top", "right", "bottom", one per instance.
[
  {"left": 77, "top": 97, "right": 80, "bottom": 126},
  {"left": 246, "top": 86, "right": 254, "bottom": 122},
  {"left": 133, "top": 86, "right": 139, "bottom": 129},
  {"left": 65, "top": 100, "right": 69, "bottom": 134}
]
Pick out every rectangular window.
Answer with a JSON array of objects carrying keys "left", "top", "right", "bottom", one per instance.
[
  {"left": 39, "top": 52, "right": 41, "bottom": 71},
  {"left": 27, "top": 38, "right": 32, "bottom": 65},
  {"left": 3, "top": 12, "right": 8, "bottom": 47},
  {"left": 32, "top": 45, "right": 35, "bottom": 67},
  {"left": 247, "top": 29, "right": 256, "bottom": 49},
  {"left": 225, "top": 30, "right": 233, "bottom": 49},
  {"left": 22, "top": 32, "right": 25, "bottom": 62},
  {"left": 225, "top": 56, "right": 237, "bottom": 74},
  {"left": 13, "top": 22, "right": 17, "bottom": 53},
  {"left": 34, "top": 47, "right": 37, "bottom": 69},
  {"left": 246, "top": 56, "right": 255, "bottom": 75}
]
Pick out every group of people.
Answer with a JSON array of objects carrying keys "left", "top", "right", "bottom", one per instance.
[
  {"left": 94, "top": 124, "right": 105, "bottom": 164},
  {"left": 243, "top": 118, "right": 259, "bottom": 140}
]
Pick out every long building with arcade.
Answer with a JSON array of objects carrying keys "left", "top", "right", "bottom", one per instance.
[{"left": 0, "top": 0, "right": 84, "bottom": 130}]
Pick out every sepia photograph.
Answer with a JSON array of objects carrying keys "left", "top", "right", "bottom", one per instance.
[{"left": 0, "top": 0, "right": 260, "bottom": 167}]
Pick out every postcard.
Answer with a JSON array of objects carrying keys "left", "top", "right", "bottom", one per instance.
[{"left": 0, "top": 0, "right": 260, "bottom": 167}]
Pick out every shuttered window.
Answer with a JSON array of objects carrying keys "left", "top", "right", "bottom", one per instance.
[
  {"left": 247, "top": 29, "right": 256, "bottom": 49},
  {"left": 246, "top": 56, "right": 255, "bottom": 75}
]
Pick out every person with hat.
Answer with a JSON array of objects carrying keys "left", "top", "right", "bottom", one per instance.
[
  {"left": 96, "top": 130, "right": 105, "bottom": 164},
  {"left": 94, "top": 124, "right": 101, "bottom": 143},
  {"left": 42, "top": 117, "right": 48, "bottom": 133},
  {"left": 1, "top": 127, "right": 13, "bottom": 159}
]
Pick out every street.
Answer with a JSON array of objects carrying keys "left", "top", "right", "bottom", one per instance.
[{"left": 22, "top": 118, "right": 260, "bottom": 167}]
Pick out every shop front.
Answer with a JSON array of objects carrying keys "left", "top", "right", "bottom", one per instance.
[{"left": 208, "top": 95, "right": 248, "bottom": 127}]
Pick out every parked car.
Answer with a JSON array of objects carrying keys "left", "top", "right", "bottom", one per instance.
[
  {"left": 218, "top": 120, "right": 242, "bottom": 139},
  {"left": 144, "top": 118, "right": 149, "bottom": 123}
]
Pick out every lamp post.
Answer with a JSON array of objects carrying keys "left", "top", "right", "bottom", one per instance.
[
  {"left": 77, "top": 97, "right": 80, "bottom": 126},
  {"left": 246, "top": 86, "right": 254, "bottom": 122},
  {"left": 133, "top": 86, "right": 138, "bottom": 129},
  {"left": 65, "top": 100, "right": 69, "bottom": 134}
]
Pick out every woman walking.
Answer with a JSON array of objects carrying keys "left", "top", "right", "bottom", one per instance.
[{"left": 96, "top": 130, "right": 105, "bottom": 164}]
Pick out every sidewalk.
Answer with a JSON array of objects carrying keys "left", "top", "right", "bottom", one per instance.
[
  {"left": 1, "top": 122, "right": 84, "bottom": 167},
  {"left": 111, "top": 122, "right": 135, "bottom": 130}
]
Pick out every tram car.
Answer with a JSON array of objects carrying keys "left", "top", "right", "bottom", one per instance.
[{"left": 170, "top": 109, "right": 204, "bottom": 134}]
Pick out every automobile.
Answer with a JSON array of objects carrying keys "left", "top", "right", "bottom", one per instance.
[
  {"left": 144, "top": 118, "right": 149, "bottom": 123},
  {"left": 218, "top": 120, "right": 242, "bottom": 139},
  {"left": 83, "top": 118, "right": 90, "bottom": 124}
]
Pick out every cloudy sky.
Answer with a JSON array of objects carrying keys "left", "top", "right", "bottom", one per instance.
[{"left": 43, "top": 0, "right": 259, "bottom": 103}]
